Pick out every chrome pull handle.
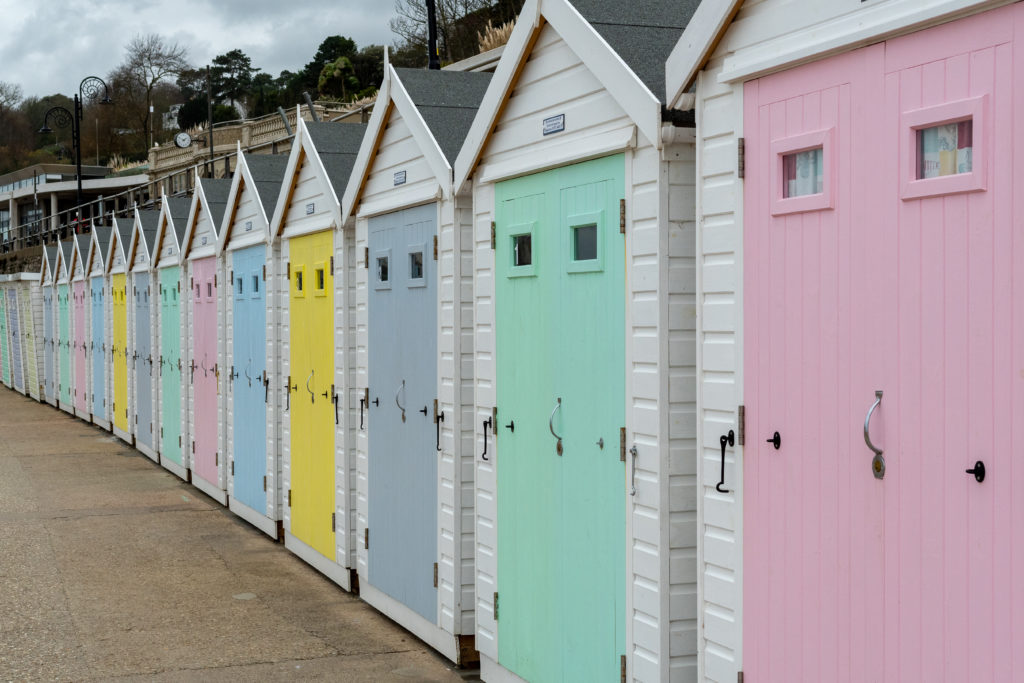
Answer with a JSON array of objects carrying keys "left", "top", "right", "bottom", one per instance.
[
  {"left": 395, "top": 380, "right": 406, "bottom": 422},
  {"left": 201, "top": 354, "right": 208, "bottom": 377},
  {"left": 549, "top": 397, "right": 563, "bottom": 456},
  {"left": 306, "top": 370, "right": 314, "bottom": 403},
  {"left": 864, "top": 390, "right": 885, "bottom": 479},
  {"left": 630, "top": 445, "right": 638, "bottom": 496},
  {"left": 244, "top": 358, "right": 252, "bottom": 387}
]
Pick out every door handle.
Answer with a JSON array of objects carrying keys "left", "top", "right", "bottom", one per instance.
[
  {"left": 630, "top": 444, "right": 638, "bottom": 496},
  {"left": 717, "top": 430, "right": 734, "bottom": 493},
  {"left": 419, "top": 406, "right": 428, "bottom": 416},
  {"left": 436, "top": 406, "right": 445, "bottom": 452},
  {"left": 244, "top": 359, "right": 252, "bottom": 387},
  {"left": 332, "top": 387, "right": 339, "bottom": 425},
  {"left": 306, "top": 370, "right": 314, "bottom": 403},
  {"left": 863, "top": 390, "right": 885, "bottom": 479},
  {"left": 395, "top": 380, "right": 406, "bottom": 422},
  {"left": 549, "top": 397, "right": 563, "bottom": 456},
  {"left": 201, "top": 354, "right": 209, "bottom": 377},
  {"left": 360, "top": 396, "right": 366, "bottom": 430},
  {"left": 966, "top": 460, "right": 986, "bottom": 483},
  {"left": 482, "top": 415, "right": 492, "bottom": 460},
  {"left": 264, "top": 374, "right": 269, "bottom": 404}
]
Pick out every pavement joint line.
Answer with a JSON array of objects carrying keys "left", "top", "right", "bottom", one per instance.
[{"left": 0, "top": 504, "right": 217, "bottom": 523}]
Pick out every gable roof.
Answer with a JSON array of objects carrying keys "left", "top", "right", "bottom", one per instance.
[
  {"left": 182, "top": 174, "right": 233, "bottom": 257},
  {"left": 57, "top": 239, "right": 73, "bottom": 280},
  {"left": 40, "top": 245, "right": 56, "bottom": 285},
  {"left": 344, "top": 65, "right": 492, "bottom": 217},
  {"left": 129, "top": 208, "right": 160, "bottom": 267},
  {"left": 453, "top": 0, "right": 697, "bottom": 191},
  {"left": 70, "top": 233, "right": 88, "bottom": 278},
  {"left": 665, "top": 0, "right": 743, "bottom": 107},
  {"left": 270, "top": 116, "right": 368, "bottom": 236},
  {"left": 165, "top": 196, "right": 192, "bottom": 245},
  {"left": 247, "top": 154, "right": 289, "bottom": 218},
  {"left": 88, "top": 225, "right": 113, "bottom": 274},
  {"left": 106, "top": 216, "right": 132, "bottom": 273}
]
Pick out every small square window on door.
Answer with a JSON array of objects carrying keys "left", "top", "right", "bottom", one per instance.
[
  {"left": 407, "top": 243, "right": 427, "bottom": 288},
  {"left": 251, "top": 275, "right": 259, "bottom": 297},
  {"left": 314, "top": 262, "right": 327, "bottom": 297},
  {"left": 292, "top": 266, "right": 306, "bottom": 297},
  {"left": 770, "top": 128, "right": 835, "bottom": 215},
  {"left": 901, "top": 95, "right": 987, "bottom": 200},
  {"left": 506, "top": 221, "right": 537, "bottom": 278},
  {"left": 374, "top": 249, "right": 391, "bottom": 290},
  {"left": 566, "top": 211, "right": 604, "bottom": 274}
]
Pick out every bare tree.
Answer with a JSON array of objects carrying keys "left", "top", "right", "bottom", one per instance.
[
  {"left": 119, "top": 34, "right": 190, "bottom": 150},
  {"left": 390, "top": 0, "right": 492, "bottom": 63},
  {"left": 0, "top": 81, "right": 22, "bottom": 116}
]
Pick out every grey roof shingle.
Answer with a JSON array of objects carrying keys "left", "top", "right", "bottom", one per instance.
[
  {"left": 91, "top": 226, "right": 113, "bottom": 260},
  {"left": 394, "top": 68, "right": 492, "bottom": 163},
  {"left": 200, "top": 177, "right": 233, "bottom": 229},
  {"left": 137, "top": 209, "right": 160, "bottom": 256},
  {"left": 164, "top": 197, "right": 192, "bottom": 245},
  {"left": 305, "top": 122, "right": 368, "bottom": 200},
  {"left": 570, "top": 0, "right": 698, "bottom": 103},
  {"left": 245, "top": 154, "right": 289, "bottom": 219},
  {"left": 112, "top": 216, "right": 133, "bottom": 254},
  {"left": 44, "top": 245, "right": 56, "bottom": 276},
  {"left": 59, "top": 239, "right": 73, "bottom": 273}
]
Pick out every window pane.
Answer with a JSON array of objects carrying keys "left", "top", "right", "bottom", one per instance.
[
  {"left": 409, "top": 251, "right": 423, "bottom": 279},
  {"left": 782, "top": 147, "right": 824, "bottom": 198},
  {"left": 207, "top": 283, "right": 212, "bottom": 298},
  {"left": 315, "top": 268, "right": 325, "bottom": 290},
  {"left": 237, "top": 277, "right": 243, "bottom": 294},
  {"left": 295, "top": 271, "right": 303, "bottom": 292},
  {"left": 573, "top": 224, "right": 598, "bottom": 261},
  {"left": 377, "top": 257, "right": 389, "bottom": 283},
  {"left": 512, "top": 234, "right": 532, "bottom": 267},
  {"left": 917, "top": 119, "right": 972, "bottom": 179},
  {"left": 252, "top": 275, "right": 259, "bottom": 293}
]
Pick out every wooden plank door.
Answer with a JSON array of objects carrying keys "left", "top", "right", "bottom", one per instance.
[
  {"left": 288, "top": 231, "right": 335, "bottom": 558},
  {"left": 160, "top": 267, "right": 183, "bottom": 466},
  {"left": 43, "top": 289, "right": 53, "bottom": 401},
  {"left": 134, "top": 273, "right": 153, "bottom": 449},
  {"left": 90, "top": 279, "right": 106, "bottom": 419},
  {"left": 58, "top": 284, "right": 70, "bottom": 402},
  {"left": 367, "top": 203, "right": 438, "bottom": 622},
  {"left": 9, "top": 289, "right": 22, "bottom": 392},
  {"left": 22, "top": 288, "right": 37, "bottom": 399},
  {"left": 73, "top": 283, "right": 86, "bottom": 412},
  {"left": 232, "top": 245, "right": 268, "bottom": 513},
  {"left": 495, "top": 154, "right": 626, "bottom": 682},
  {"left": 192, "top": 257, "right": 218, "bottom": 486},
  {"left": 112, "top": 274, "right": 129, "bottom": 432}
]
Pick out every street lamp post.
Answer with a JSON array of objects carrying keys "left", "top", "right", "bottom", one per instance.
[{"left": 39, "top": 76, "right": 112, "bottom": 225}]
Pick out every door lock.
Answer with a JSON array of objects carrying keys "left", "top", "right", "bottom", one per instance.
[
  {"left": 966, "top": 460, "right": 986, "bottom": 483},
  {"left": 766, "top": 431, "right": 781, "bottom": 450}
]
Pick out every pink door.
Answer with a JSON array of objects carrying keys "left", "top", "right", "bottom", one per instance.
[
  {"left": 743, "top": 6, "right": 1022, "bottom": 680},
  {"left": 191, "top": 257, "right": 218, "bottom": 486},
  {"left": 73, "top": 281, "right": 87, "bottom": 414}
]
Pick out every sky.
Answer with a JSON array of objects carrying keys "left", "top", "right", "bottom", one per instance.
[{"left": 0, "top": 0, "right": 398, "bottom": 99}]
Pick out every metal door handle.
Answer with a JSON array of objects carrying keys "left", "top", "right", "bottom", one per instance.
[
  {"left": 244, "top": 359, "right": 252, "bottom": 387},
  {"left": 482, "top": 415, "right": 492, "bottom": 460},
  {"left": 966, "top": 461, "right": 986, "bottom": 483},
  {"left": 395, "top": 380, "right": 406, "bottom": 422},
  {"left": 419, "top": 406, "right": 428, "bottom": 416},
  {"left": 549, "top": 397, "right": 563, "bottom": 455},
  {"left": 306, "top": 370, "right": 314, "bottom": 403},
  {"left": 359, "top": 397, "right": 366, "bottom": 429},
  {"left": 864, "top": 390, "right": 885, "bottom": 479},
  {"left": 201, "top": 354, "right": 208, "bottom": 377},
  {"left": 717, "top": 430, "right": 734, "bottom": 493},
  {"left": 630, "top": 445, "right": 638, "bottom": 496},
  {"left": 264, "top": 375, "right": 269, "bottom": 404},
  {"left": 436, "top": 409, "right": 445, "bottom": 451}
]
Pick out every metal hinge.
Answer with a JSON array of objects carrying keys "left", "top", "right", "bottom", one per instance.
[
  {"left": 214, "top": 273, "right": 217, "bottom": 287},
  {"left": 737, "top": 137, "right": 745, "bottom": 178},
  {"left": 160, "top": 426, "right": 163, "bottom": 438},
  {"left": 364, "top": 527, "right": 369, "bottom": 549},
  {"left": 620, "top": 654, "right": 627, "bottom": 683},
  {"left": 286, "top": 262, "right": 291, "bottom": 279},
  {"left": 620, "top": 427, "right": 626, "bottom": 462},
  {"left": 363, "top": 246, "right": 369, "bottom": 267},
  {"left": 230, "top": 270, "right": 234, "bottom": 285},
  {"left": 177, "top": 281, "right": 180, "bottom": 292},
  {"left": 135, "top": 414, "right": 137, "bottom": 424},
  {"left": 432, "top": 235, "right": 438, "bottom": 260},
  {"left": 215, "top": 452, "right": 219, "bottom": 466},
  {"left": 262, "top": 264, "right": 266, "bottom": 280},
  {"left": 230, "top": 461, "right": 234, "bottom": 475},
  {"left": 179, "top": 435, "right": 182, "bottom": 448},
  {"left": 192, "top": 440, "right": 195, "bottom": 454},
  {"left": 263, "top": 476, "right": 267, "bottom": 491},
  {"left": 331, "top": 512, "right": 336, "bottom": 532},
  {"left": 433, "top": 562, "right": 438, "bottom": 587},
  {"left": 288, "top": 489, "right": 292, "bottom": 507},
  {"left": 490, "top": 222, "right": 496, "bottom": 249},
  {"left": 738, "top": 673, "right": 744, "bottom": 683},
  {"left": 738, "top": 405, "right": 745, "bottom": 446},
  {"left": 493, "top": 591, "right": 499, "bottom": 620},
  {"left": 619, "top": 199, "right": 626, "bottom": 234},
  {"left": 330, "top": 255, "right": 334, "bottom": 274}
]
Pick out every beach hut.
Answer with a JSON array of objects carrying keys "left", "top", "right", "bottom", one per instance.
[
  {"left": 70, "top": 233, "right": 90, "bottom": 419},
  {"left": 181, "top": 174, "right": 232, "bottom": 504},
  {"left": 40, "top": 246, "right": 57, "bottom": 406},
  {"left": 451, "top": 1, "right": 700, "bottom": 679},
  {"left": 107, "top": 216, "right": 134, "bottom": 444},
  {"left": 55, "top": 239, "right": 74, "bottom": 413},
  {"left": 0, "top": 276, "right": 10, "bottom": 389},
  {"left": 665, "top": 1, "right": 1024, "bottom": 679},
  {"left": 128, "top": 208, "right": 161, "bottom": 462},
  {"left": 153, "top": 193, "right": 193, "bottom": 480},
  {"left": 342, "top": 65, "right": 490, "bottom": 663},
  {"left": 3, "top": 274, "right": 24, "bottom": 393},
  {"left": 14, "top": 272, "right": 43, "bottom": 401},
  {"left": 86, "top": 225, "right": 113, "bottom": 430},
  {"left": 218, "top": 149, "right": 288, "bottom": 538},
  {"left": 268, "top": 118, "right": 367, "bottom": 589}
]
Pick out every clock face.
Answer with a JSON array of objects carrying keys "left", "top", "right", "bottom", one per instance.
[{"left": 174, "top": 132, "right": 192, "bottom": 148}]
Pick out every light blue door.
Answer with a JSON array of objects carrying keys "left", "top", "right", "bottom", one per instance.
[
  {"left": 43, "top": 288, "right": 54, "bottom": 401},
  {"left": 232, "top": 245, "right": 267, "bottom": 512},
  {"left": 91, "top": 278, "right": 106, "bottom": 419},
  {"left": 368, "top": 203, "right": 437, "bottom": 621},
  {"left": 134, "top": 273, "right": 154, "bottom": 449},
  {"left": 8, "top": 289, "right": 22, "bottom": 391}
]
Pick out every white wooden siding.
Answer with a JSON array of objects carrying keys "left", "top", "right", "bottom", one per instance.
[
  {"left": 333, "top": 223, "right": 353, "bottom": 571},
  {"left": 360, "top": 109, "right": 438, "bottom": 212},
  {"left": 269, "top": 239, "right": 283, "bottom": 522},
  {"left": 156, "top": 218, "right": 181, "bottom": 268},
  {"left": 190, "top": 207, "right": 218, "bottom": 259},
  {"left": 694, "top": 60, "right": 743, "bottom": 683},
  {"left": 282, "top": 157, "right": 334, "bottom": 239},
  {"left": 224, "top": 249, "right": 236, "bottom": 500},
  {"left": 280, "top": 236, "right": 293, "bottom": 535}
]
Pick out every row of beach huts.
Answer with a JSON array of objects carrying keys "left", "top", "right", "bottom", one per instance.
[{"left": 1, "top": 0, "right": 1021, "bottom": 680}]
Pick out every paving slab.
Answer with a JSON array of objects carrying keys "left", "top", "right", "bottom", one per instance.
[{"left": 0, "top": 389, "right": 478, "bottom": 681}]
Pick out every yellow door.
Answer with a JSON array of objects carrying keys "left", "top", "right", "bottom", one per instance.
[
  {"left": 289, "top": 231, "right": 335, "bottom": 558},
  {"left": 112, "top": 273, "right": 128, "bottom": 431}
]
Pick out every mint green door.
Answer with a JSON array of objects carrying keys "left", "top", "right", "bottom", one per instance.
[
  {"left": 495, "top": 154, "right": 626, "bottom": 682},
  {"left": 160, "top": 267, "right": 183, "bottom": 467},
  {"left": 58, "top": 283, "right": 71, "bottom": 405}
]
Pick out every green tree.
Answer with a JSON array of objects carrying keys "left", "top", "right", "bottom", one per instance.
[
  {"left": 211, "top": 49, "right": 257, "bottom": 113},
  {"left": 352, "top": 45, "right": 385, "bottom": 94},
  {"left": 317, "top": 57, "right": 359, "bottom": 101},
  {"left": 302, "top": 36, "right": 357, "bottom": 89}
]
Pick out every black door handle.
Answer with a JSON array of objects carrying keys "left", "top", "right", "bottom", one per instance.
[
  {"left": 436, "top": 410, "right": 445, "bottom": 451},
  {"left": 419, "top": 406, "right": 428, "bottom": 416},
  {"left": 966, "top": 460, "right": 986, "bottom": 483},
  {"left": 505, "top": 421, "right": 515, "bottom": 433},
  {"left": 372, "top": 397, "right": 379, "bottom": 407},
  {"left": 332, "top": 388, "right": 339, "bottom": 425},
  {"left": 359, "top": 397, "right": 366, "bottom": 429},
  {"left": 264, "top": 375, "right": 269, "bottom": 404},
  {"left": 766, "top": 431, "right": 780, "bottom": 449},
  {"left": 482, "top": 416, "right": 492, "bottom": 460},
  {"left": 717, "top": 430, "right": 735, "bottom": 493}
]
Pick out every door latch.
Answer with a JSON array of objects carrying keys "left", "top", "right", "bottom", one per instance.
[{"left": 717, "top": 430, "right": 734, "bottom": 493}]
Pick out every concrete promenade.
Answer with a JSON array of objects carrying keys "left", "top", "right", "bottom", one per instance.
[{"left": 0, "top": 388, "right": 476, "bottom": 681}]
